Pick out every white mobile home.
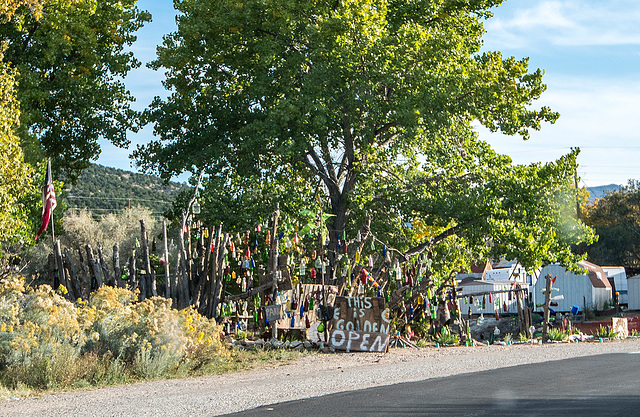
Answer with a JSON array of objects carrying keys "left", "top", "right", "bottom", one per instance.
[
  {"left": 534, "top": 261, "right": 612, "bottom": 312},
  {"left": 628, "top": 275, "right": 640, "bottom": 310}
]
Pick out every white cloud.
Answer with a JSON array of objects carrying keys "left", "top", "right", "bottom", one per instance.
[
  {"left": 478, "top": 74, "right": 640, "bottom": 186},
  {"left": 486, "top": 0, "right": 640, "bottom": 47}
]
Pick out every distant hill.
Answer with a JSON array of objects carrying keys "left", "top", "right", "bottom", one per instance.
[
  {"left": 586, "top": 184, "right": 621, "bottom": 203},
  {"left": 63, "top": 164, "right": 188, "bottom": 218}
]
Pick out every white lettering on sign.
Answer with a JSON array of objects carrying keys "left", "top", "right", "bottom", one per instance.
[{"left": 330, "top": 329, "right": 390, "bottom": 353}]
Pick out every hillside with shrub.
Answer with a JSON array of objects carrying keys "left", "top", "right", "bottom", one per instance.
[{"left": 63, "top": 164, "right": 187, "bottom": 218}]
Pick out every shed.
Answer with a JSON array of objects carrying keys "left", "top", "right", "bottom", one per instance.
[
  {"left": 601, "top": 266, "right": 628, "bottom": 305},
  {"left": 628, "top": 275, "right": 640, "bottom": 311},
  {"left": 535, "top": 261, "right": 612, "bottom": 313}
]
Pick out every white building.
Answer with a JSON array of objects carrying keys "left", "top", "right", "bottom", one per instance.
[{"left": 534, "top": 261, "right": 612, "bottom": 313}]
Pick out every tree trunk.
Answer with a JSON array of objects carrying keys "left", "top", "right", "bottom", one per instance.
[{"left": 128, "top": 249, "right": 137, "bottom": 294}]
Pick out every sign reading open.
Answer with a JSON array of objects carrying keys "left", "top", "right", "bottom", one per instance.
[{"left": 329, "top": 296, "right": 390, "bottom": 352}]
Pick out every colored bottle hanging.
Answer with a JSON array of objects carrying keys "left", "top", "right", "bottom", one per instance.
[
  {"left": 310, "top": 268, "right": 316, "bottom": 279},
  {"left": 368, "top": 255, "right": 374, "bottom": 268},
  {"left": 294, "top": 232, "right": 299, "bottom": 244}
]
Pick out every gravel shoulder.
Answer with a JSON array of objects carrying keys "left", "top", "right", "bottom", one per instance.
[{"left": 2, "top": 338, "right": 640, "bottom": 417}]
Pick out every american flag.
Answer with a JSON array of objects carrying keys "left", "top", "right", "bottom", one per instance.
[{"left": 34, "top": 158, "right": 57, "bottom": 241}]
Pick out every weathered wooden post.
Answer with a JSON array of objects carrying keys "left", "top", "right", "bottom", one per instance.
[
  {"left": 85, "top": 244, "right": 103, "bottom": 290},
  {"left": 63, "top": 248, "right": 83, "bottom": 300},
  {"left": 140, "top": 219, "right": 157, "bottom": 297},
  {"left": 269, "top": 204, "right": 280, "bottom": 339},
  {"left": 113, "top": 244, "right": 122, "bottom": 288},
  {"left": 77, "top": 248, "right": 90, "bottom": 299},
  {"left": 542, "top": 274, "right": 553, "bottom": 341},
  {"left": 162, "top": 220, "right": 171, "bottom": 300},
  {"left": 97, "top": 243, "right": 112, "bottom": 287}
]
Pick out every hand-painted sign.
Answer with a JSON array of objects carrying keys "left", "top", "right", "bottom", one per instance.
[
  {"left": 329, "top": 296, "right": 390, "bottom": 352},
  {"left": 264, "top": 304, "right": 283, "bottom": 322}
]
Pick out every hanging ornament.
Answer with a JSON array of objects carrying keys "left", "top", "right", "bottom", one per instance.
[
  {"left": 503, "top": 301, "right": 507, "bottom": 312},
  {"left": 368, "top": 255, "right": 374, "bottom": 268},
  {"left": 361, "top": 269, "right": 367, "bottom": 285},
  {"left": 336, "top": 239, "right": 341, "bottom": 250},
  {"left": 305, "top": 314, "right": 310, "bottom": 328},
  {"left": 371, "top": 241, "right": 375, "bottom": 251},
  {"left": 242, "top": 277, "right": 247, "bottom": 292},
  {"left": 310, "top": 268, "right": 316, "bottom": 279},
  {"left": 290, "top": 314, "right": 296, "bottom": 328},
  {"left": 312, "top": 250, "right": 317, "bottom": 260},
  {"left": 355, "top": 250, "right": 361, "bottom": 264},
  {"left": 266, "top": 233, "right": 271, "bottom": 245},
  {"left": 244, "top": 231, "right": 249, "bottom": 245},
  {"left": 317, "top": 321, "right": 325, "bottom": 333},
  {"left": 245, "top": 247, "right": 251, "bottom": 259},
  {"left": 488, "top": 293, "right": 493, "bottom": 304},
  {"left": 494, "top": 309, "right": 500, "bottom": 320},
  {"left": 257, "top": 224, "right": 261, "bottom": 232},
  {"left": 382, "top": 245, "right": 387, "bottom": 258},
  {"left": 357, "top": 230, "right": 361, "bottom": 241},
  {"left": 294, "top": 232, "right": 299, "bottom": 244},
  {"left": 278, "top": 232, "right": 284, "bottom": 240},
  {"left": 204, "top": 228, "right": 209, "bottom": 239},
  {"left": 299, "top": 260, "right": 306, "bottom": 276},
  {"left": 482, "top": 295, "right": 486, "bottom": 309},
  {"left": 300, "top": 304, "right": 304, "bottom": 318}
]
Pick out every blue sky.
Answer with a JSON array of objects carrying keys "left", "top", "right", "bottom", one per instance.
[{"left": 98, "top": 0, "right": 640, "bottom": 187}]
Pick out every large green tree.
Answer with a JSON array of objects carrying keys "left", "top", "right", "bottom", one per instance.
[
  {"left": 584, "top": 181, "right": 640, "bottom": 267},
  {"left": 136, "top": 0, "right": 569, "bottom": 269},
  {"left": 0, "top": 3, "right": 37, "bottom": 251},
  {"left": 0, "top": 0, "right": 150, "bottom": 178}
]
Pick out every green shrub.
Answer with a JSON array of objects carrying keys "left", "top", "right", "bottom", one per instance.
[
  {"left": 434, "top": 326, "right": 459, "bottom": 346},
  {"left": 593, "top": 326, "right": 618, "bottom": 339},
  {"left": 547, "top": 328, "right": 569, "bottom": 341}
]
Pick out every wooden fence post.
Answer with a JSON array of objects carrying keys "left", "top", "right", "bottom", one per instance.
[
  {"left": 543, "top": 273, "right": 553, "bottom": 341},
  {"left": 140, "top": 219, "right": 157, "bottom": 298},
  {"left": 63, "top": 248, "right": 83, "bottom": 300},
  {"left": 162, "top": 220, "right": 171, "bottom": 300},
  {"left": 85, "top": 244, "right": 103, "bottom": 290},
  {"left": 113, "top": 244, "right": 122, "bottom": 288},
  {"left": 97, "top": 243, "right": 112, "bottom": 287}
]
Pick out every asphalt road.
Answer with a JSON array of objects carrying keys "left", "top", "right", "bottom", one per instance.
[{"left": 223, "top": 352, "right": 640, "bottom": 416}]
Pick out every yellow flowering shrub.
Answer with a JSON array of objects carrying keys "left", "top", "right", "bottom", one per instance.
[{"left": 0, "top": 277, "right": 228, "bottom": 390}]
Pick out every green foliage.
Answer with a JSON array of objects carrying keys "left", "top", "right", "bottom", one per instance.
[
  {"left": 547, "top": 328, "right": 569, "bottom": 341},
  {"left": 135, "top": 0, "right": 560, "bottom": 265},
  {"left": 1, "top": 0, "right": 151, "bottom": 178},
  {"left": 0, "top": 47, "right": 36, "bottom": 249},
  {"left": 399, "top": 147, "right": 595, "bottom": 274},
  {"left": 434, "top": 326, "right": 460, "bottom": 346},
  {"left": 584, "top": 180, "right": 640, "bottom": 267},
  {"left": 64, "top": 164, "right": 187, "bottom": 218},
  {"left": 593, "top": 326, "right": 618, "bottom": 339}
]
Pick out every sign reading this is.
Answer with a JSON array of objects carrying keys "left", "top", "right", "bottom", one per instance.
[{"left": 329, "top": 296, "right": 390, "bottom": 353}]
